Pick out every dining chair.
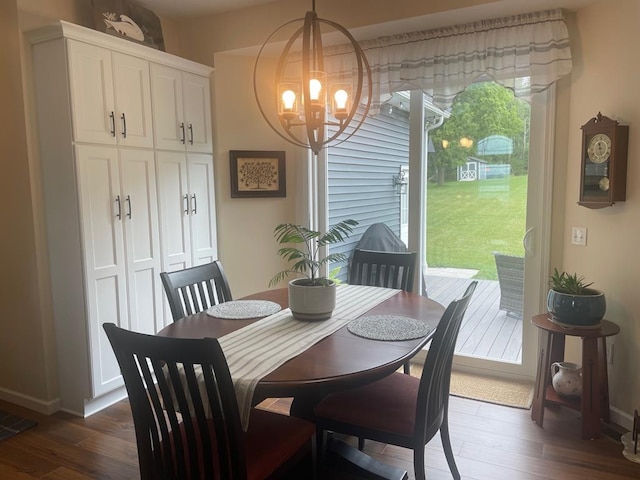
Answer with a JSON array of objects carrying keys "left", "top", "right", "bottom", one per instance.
[
  {"left": 160, "top": 260, "right": 233, "bottom": 321},
  {"left": 313, "top": 281, "right": 477, "bottom": 480},
  {"left": 349, "top": 249, "right": 417, "bottom": 292},
  {"left": 349, "top": 248, "right": 418, "bottom": 374},
  {"left": 103, "top": 323, "right": 315, "bottom": 480}
]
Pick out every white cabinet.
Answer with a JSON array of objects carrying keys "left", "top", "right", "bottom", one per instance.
[
  {"left": 156, "top": 151, "right": 218, "bottom": 273},
  {"left": 76, "top": 145, "right": 162, "bottom": 398},
  {"left": 29, "top": 21, "right": 216, "bottom": 416},
  {"left": 68, "top": 40, "right": 153, "bottom": 148},
  {"left": 150, "top": 64, "right": 213, "bottom": 153}
]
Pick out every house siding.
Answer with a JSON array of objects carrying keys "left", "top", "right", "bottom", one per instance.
[{"left": 328, "top": 107, "right": 410, "bottom": 282}]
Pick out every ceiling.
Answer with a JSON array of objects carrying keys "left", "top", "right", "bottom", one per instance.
[{"left": 136, "top": 0, "right": 596, "bottom": 19}]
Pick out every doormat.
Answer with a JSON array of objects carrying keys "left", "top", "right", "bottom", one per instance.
[
  {"left": 410, "top": 365, "right": 534, "bottom": 409},
  {"left": 0, "top": 410, "right": 37, "bottom": 441}
]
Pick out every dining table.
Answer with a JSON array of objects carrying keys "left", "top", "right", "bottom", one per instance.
[{"left": 157, "top": 284, "right": 446, "bottom": 480}]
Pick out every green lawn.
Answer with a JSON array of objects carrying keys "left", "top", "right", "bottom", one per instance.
[{"left": 426, "top": 175, "right": 527, "bottom": 280}]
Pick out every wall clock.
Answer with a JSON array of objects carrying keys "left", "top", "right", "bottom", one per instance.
[{"left": 579, "top": 112, "right": 629, "bottom": 209}]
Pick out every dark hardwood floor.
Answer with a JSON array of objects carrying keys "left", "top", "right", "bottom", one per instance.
[{"left": 1, "top": 395, "right": 638, "bottom": 479}]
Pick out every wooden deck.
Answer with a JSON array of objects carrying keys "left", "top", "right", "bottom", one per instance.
[{"left": 425, "top": 275, "right": 523, "bottom": 363}]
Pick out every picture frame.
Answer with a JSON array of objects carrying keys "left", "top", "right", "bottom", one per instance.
[
  {"left": 91, "top": 0, "right": 165, "bottom": 50},
  {"left": 230, "top": 150, "right": 286, "bottom": 198}
]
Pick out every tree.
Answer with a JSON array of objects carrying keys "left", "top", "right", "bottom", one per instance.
[{"left": 429, "top": 82, "right": 527, "bottom": 185}]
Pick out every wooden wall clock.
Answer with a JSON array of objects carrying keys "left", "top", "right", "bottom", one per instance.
[{"left": 579, "top": 112, "right": 629, "bottom": 209}]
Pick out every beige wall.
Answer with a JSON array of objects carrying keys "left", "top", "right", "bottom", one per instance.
[
  {"left": 5, "top": 0, "right": 639, "bottom": 420},
  {"left": 561, "top": 0, "right": 640, "bottom": 413}
]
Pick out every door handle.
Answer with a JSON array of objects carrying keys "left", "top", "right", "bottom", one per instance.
[
  {"left": 109, "top": 112, "right": 116, "bottom": 137},
  {"left": 126, "top": 195, "right": 132, "bottom": 219},
  {"left": 522, "top": 227, "right": 534, "bottom": 256},
  {"left": 121, "top": 113, "right": 127, "bottom": 138},
  {"left": 188, "top": 123, "right": 194, "bottom": 145},
  {"left": 191, "top": 194, "right": 197, "bottom": 214},
  {"left": 183, "top": 194, "right": 189, "bottom": 214},
  {"left": 180, "top": 122, "right": 186, "bottom": 144},
  {"left": 115, "top": 195, "right": 121, "bottom": 220}
]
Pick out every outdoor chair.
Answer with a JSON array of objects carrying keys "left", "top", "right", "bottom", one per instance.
[
  {"left": 313, "top": 281, "right": 477, "bottom": 480},
  {"left": 492, "top": 252, "right": 524, "bottom": 318},
  {"left": 103, "top": 323, "right": 315, "bottom": 480},
  {"left": 160, "top": 260, "right": 233, "bottom": 321}
]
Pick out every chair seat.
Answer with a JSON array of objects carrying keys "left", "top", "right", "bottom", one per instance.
[
  {"left": 245, "top": 409, "right": 315, "bottom": 480},
  {"left": 314, "top": 372, "right": 419, "bottom": 438}
]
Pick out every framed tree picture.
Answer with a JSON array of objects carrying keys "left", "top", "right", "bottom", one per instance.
[{"left": 230, "top": 150, "right": 286, "bottom": 198}]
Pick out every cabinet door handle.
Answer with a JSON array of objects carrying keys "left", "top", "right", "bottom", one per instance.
[
  {"left": 109, "top": 112, "right": 116, "bottom": 137},
  {"left": 115, "top": 195, "right": 121, "bottom": 219},
  {"left": 191, "top": 194, "right": 197, "bottom": 214},
  {"left": 188, "top": 123, "right": 194, "bottom": 145},
  {"left": 183, "top": 194, "right": 189, "bottom": 214},
  {"left": 180, "top": 122, "right": 186, "bottom": 144},
  {"left": 121, "top": 113, "right": 127, "bottom": 138},
  {"left": 126, "top": 195, "right": 132, "bottom": 219}
]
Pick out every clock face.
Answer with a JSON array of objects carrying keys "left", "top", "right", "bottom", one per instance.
[{"left": 587, "top": 133, "right": 612, "bottom": 164}]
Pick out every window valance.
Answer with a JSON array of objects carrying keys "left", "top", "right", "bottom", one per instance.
[{"left": 324, "top": 9, "right": 572, "bottom": 112}]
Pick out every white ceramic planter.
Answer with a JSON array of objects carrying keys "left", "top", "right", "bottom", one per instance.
[{"left": 288, "top": 279, "right": 336, "bottom": 321}]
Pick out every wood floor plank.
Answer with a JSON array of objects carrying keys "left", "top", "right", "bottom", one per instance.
[{"left": 1, "top": 393, "right": 639, "bottom": 479}]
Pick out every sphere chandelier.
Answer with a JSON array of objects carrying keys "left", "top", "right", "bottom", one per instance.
[{"left": 253, "top": 0, "right": 372, "bottom": 155}]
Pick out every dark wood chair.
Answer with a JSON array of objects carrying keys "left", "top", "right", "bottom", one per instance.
[
  {"left": 313, "top": 281, "right": 477, "bottom": 480},
  {"left": 103, "top": 323, "right": 315, "bottom": 480},
  {"left": 160, "top": 260, "right": 233, "bottom": 321},
  {"left": 349, "top": 249, "right": 417, "bottom": 292},
  {"left": 349, "top": 248, "right": 417, "bottom": 375}
]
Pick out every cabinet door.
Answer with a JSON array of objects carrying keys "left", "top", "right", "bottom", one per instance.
[
  {"left": 187, "top": 154, "right": 218, "bottom": 265},
  {"left": 119, "top": 149, "right": 163, "bottom": 334},
  {"left": 112, "top": 53, "right": 153, "bottom": 148},
  {"left": 156, "top": 151, "right": 192, "bottom": 272},
  {"left": 75, "top": 145, "right": 127, "bottom": 397},
  {"left": 150, "top": 63, "right": 185, "bottom": 151},
  {"left": 183, "top": 72, "right": 213, "bottom": 153},
  {"left": 67, "top": 41, "right": 116, "bottom": 145}
]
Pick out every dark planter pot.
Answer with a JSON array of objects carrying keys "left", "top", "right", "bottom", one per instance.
[{"left": 546, "top": 289, "right": 606, "bottom": 327}]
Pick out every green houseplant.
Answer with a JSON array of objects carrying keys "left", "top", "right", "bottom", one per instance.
[
  {"left": 547, "top": 268, "right": 606, "bottom": 327},
  {"left": 270, "top": 219, "right": 358, "bottom": 320}
]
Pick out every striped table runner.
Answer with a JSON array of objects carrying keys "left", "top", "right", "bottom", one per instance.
[{"left": 219, "top": 284, "right": 400, "bottom": 430}]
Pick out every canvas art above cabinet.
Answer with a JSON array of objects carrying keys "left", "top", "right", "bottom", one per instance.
[{"left": 29, "top": 21, "right": 217, "bottom": 416}]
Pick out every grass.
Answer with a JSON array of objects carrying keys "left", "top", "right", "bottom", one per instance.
[{"left": 426, "top": 175, "right": 527, "bottom": 280}]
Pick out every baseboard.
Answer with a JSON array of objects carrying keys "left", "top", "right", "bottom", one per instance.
[
  {"left": 610, "top": 406, "right": 634, "bottom": 432},
  {"left": 0, "top": 386, "right": 60, "bottom": 415}
]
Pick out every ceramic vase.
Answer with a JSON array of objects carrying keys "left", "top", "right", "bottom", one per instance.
[
  {"left": 288, "top": 279, "right": 336, "bottom": 321},
  {"left": 551, "top": 361, "right": 582, "bottom": 397}
]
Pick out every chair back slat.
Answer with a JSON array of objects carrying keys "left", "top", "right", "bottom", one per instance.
[
  {"left": 103, "top": 323, "right": 247, "bottom": 479},
  {"left": 161, "top": 260, "right": 233, "bottom": 321},
  {"left": 349, "top": 249, "right": 417, "bottom": 291},
  {"left": 415, "top": 281, "right": 477, "bottom": 440}
]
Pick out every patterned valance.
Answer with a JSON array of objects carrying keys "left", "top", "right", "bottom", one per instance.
[{"left": 324, "top": 9, "right": 572, "bottom": 112}]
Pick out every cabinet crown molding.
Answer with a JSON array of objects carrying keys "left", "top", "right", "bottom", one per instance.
[{"left": 28, "top": 20, "right": 214, "bottom": 77}]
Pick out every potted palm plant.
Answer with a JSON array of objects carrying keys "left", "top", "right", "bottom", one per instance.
[
  {"left": 547, "top": 268, "right": 606, "bottom": 327},
  {"left": 270, "top": 219, "right": 358, "bottom": 321}
]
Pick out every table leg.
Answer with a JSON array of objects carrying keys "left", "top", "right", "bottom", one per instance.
[
  {"left": 582, "top": 337, "right": 602, "bottom": 439},
  {"left": 290, "top": 394, "right": 408, "bottom": 480},
  {"left": 598, "top": 337, "right": 611, "bottom": 423},
  {"left": 531, "top": 329, "right": 551, "bottom": 426}
]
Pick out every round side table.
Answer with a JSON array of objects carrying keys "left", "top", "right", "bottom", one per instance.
[{"left": 530, "top": 313, "right": 620, "bottom": 439}]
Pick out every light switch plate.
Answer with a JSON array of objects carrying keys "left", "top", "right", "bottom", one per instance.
[{"left": 571, "top": 226, "right": 587, "bottom": 246}]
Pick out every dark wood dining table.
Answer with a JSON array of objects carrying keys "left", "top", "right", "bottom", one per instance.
[{"left": 157, "top": 286, "right": 446, "bottom": 479}]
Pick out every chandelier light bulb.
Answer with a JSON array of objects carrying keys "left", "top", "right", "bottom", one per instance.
[
  {"left": 282, "top": 89, "right": 297, "bottom": 110},
  {"left": 334, "top": 89, "right": 348, "bottom": 109},
  {"left": 309, "top": 78, "right": 323, "bottom": 102}
]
